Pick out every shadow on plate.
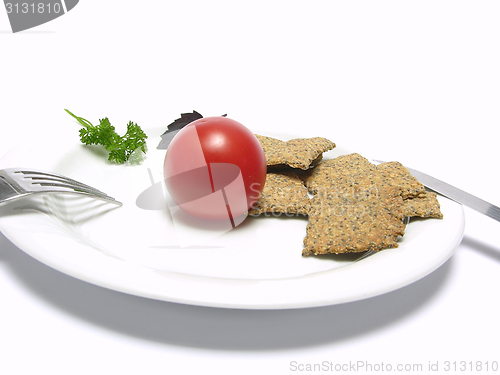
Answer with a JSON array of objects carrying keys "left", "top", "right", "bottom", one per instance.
[{"left": 0, "top": 194, "right": 119, "bottom": 221}]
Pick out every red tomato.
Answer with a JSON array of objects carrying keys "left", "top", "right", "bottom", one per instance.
[{"left": 163, "top": 116, "right": 266, "bottom": 222}]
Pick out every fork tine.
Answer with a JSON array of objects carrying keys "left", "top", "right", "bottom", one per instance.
[
  {"left": 11, "top": 169, "right": 122, "bottom": 206},
  {"left": 36, "top": 186, "right": 122, "bottom": 205},
  {"left": 15, "top": 170, "right": 103, "bottom": 192},
  {"left": 35, "top": 181, "right": 113, "bottom": 197},
  {"left": 25, "top": 176, "right": 105, "bottom": 194}
]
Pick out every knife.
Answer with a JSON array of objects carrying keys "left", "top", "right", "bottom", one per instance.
[{"left": 373, "top": 160, "right": 500, "bottom": 222}]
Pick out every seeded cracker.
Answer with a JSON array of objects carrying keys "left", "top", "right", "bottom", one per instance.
[
  {"left": 403, "top": 192, "right": 443, "bottom": 218},
  {"left": 255, "top": 134, "right": 335, "bottom": 170},
  {"left": 376, "top": 162, "right": 426, "bottom": 199},
  {"left": 253, "top": 132, "right": 443, "bottom": 255},
  {"left": 249, "top": 172, "right": 311, "bottom": 216},
  {"left": 302, "top": 154, "right": 407, "bottom": 255},
  {"left": 376, "top": 162, "right": 443, "bottom": 219}
]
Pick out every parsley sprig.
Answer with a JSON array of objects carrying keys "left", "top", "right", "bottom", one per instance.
[{"left": 65, "top": 109, "right": 148, "bottom": 164}]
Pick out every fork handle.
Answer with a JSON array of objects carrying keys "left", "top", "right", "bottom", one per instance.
[{"left": 0, "top": 176, "right": 21, "bottom": 204}]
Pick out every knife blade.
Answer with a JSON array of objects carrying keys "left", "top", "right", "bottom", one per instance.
[{"left": 373, "top": 160, "right": 500, "bottom": 222}]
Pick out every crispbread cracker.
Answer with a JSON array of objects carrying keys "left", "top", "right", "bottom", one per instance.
[
  {"left": 376, "top": 162, "right": 443, "bottom": 218},
  {"left": 250, "top": 132, "right": 443, "bottom": 256},
  {"left": 376, "top": 161, "right": 426, "bottom": 199},
  {"left": 255, "top": 134, "right": 335, "bottom": 170},
  {"left": 403, "top": 192, "right": 443, "bottom": 218},
  {"left": 249, "top": 171, "right": 310, "bottom": 216},
  {"left": 301, "top": 154, "right": 443, "bottom": 255},
  {"left": 302, "top": 154, "right": 407, "bottom": 255},
  {"left": 303, "top": 153, "right": 377, "bottom": 195},
  {"left": 304, "top": 187, "right": 406, "bottom": 255}
]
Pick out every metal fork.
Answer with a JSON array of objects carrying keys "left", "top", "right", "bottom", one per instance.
[{"left": 0, "top": 168, "right": 122, "bottom": 206}]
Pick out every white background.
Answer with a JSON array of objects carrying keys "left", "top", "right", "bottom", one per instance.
[{"left": 1, "top": 1, "right": 499, "bottom": 374}]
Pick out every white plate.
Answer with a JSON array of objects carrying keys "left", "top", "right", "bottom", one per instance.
[{"left": 0, "top": 126, "right": 465, "bottom": 309}]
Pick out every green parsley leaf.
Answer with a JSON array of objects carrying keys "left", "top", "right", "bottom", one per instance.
[{"left": 65, "top": 109, "right": 148, "bottom": 164}]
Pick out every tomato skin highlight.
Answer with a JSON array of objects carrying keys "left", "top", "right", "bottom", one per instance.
[{"left": 163, "top": 117, "right": 266, "bottom": 221}]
